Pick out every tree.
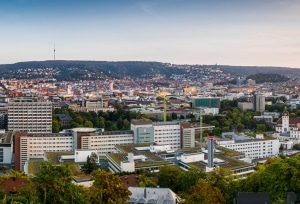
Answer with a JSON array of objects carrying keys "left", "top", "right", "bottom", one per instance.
[
  {"left": 98, "top": 116, "right": 105, "bottom": 128},
  {"left": 32, "top": 163, "right": 75, "bottom": 204},
  {"left": 208, "top": 168, "right": 238, "bottom": 204},
  {"left": 52, "top": 118, "right": 60, "bottom": 133},
  {"left": 157, "top": 165, "right": 183, "bottom": 193},
  {"left": 256, "top": 124, "right": 266, "bottom": 133},
  {"left": 240, "top": 155, "right": 300, "bottom": 201},
  {"left": 89, "top": 170, "right": 131, "bottom": 204},
  {"left": 171, "top": 112, "right": 178, "bottom": 120},
  {"left": 184, "top": 179, "right": 226, "bottom": 204},
  {"left": 178, "top": 168, "right": 206, "bottom": 192},
  {"left": 84, "top": 120, "right": 93, "bottom": 128},
  {"left": 117, "top": 117, "right": 123, "bottom": 129},
  {"left": 137, "top": 175, "right": 157, "bottom": 187},
  {"left": 81, "top": 152, "right": 99, "bottom": 174},
  {"left": 123, "top": 119, "right": 130, "bottom": 129}
]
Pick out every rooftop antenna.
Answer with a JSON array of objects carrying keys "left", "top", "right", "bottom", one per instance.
[{"left": 54, "top": 44, "right": 56, "bottom": 62}]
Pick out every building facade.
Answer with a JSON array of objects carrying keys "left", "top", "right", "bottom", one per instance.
[
  {"left": 217, "top": 133, "right": 280, "bottom": 159},
  {"left": 253, "top": 94, "right": 265, "bottom": 112},
  {"left": 8, "top": 97, "right": 52, "bottom": 133}
]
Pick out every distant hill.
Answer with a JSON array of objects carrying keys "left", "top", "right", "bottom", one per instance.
[
  {"left": 214, "top": 65, "right": 300, "bottom": 77},
  {"left": 246, "top": 73, "right": 289, "bottom": 84},
  {"left": 0, "top": 60, "right": 299, "bottom": 81}
]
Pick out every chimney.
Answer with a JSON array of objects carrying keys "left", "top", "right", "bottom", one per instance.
[{"left": 206, "top": 136, "right": 214, "bottom": 172}]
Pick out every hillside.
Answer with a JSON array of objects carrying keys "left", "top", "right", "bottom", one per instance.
[
  {"left": 246, "top": 73, "right": 289, "bottom": 84},
  {"left": 0, "top": 60, "right": 299, "bottom": 81},
  {"left": 214, "top": 65, "right": 300, "bottom": 77}
]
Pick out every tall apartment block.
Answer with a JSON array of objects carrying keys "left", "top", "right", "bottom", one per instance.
[
  {"left": 253, "top": 93, "right": 265, "bottom": 112},
  {"left": 8, "top": 97, "right": 52, "bottom": 133}
]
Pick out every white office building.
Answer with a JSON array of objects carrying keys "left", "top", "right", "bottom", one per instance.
[
  {"left": 153, "top": 121, "right": 181, "bottom": 150},
  {"left": 216, "top": 132, "right": 280, "bottom": 159}
]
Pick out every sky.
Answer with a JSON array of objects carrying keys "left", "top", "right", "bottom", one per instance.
[{"left": 0, "top": 0, "right": 299, "bottom": 67}]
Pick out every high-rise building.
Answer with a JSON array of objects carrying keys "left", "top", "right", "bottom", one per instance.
[
  {"left": 253, "top": 93, "right": 265, "bottom": 112},
  {"left": 8, "top": 97, "right": 52, "bottom": 133}
]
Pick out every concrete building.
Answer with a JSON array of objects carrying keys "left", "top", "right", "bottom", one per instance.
[
  {"left": 191, "top": 97, "right": 220, "bottom": 108},
  {"left": 0, "top": 107, "right": 8, "bottom": 129},
  {"left": 0, "top": 131, "right": 13, "bottom": 169},
  {"left": 216, "top": 132, "right": 280, "bottom": 159},
  {"left": 13, "top": 128, "right": 134, "bottom": 171},
  {"left": 180, "top": 123, "right": 195, "bottom": 148},
  {"left": 8, "top": 97, "right": 52, "bottom": 133},
  {"left": 131, "top": 119, "right": 181, "bottom": 150},
  {"left": 253, "top": 115, "right": 273, "bottom": 124},
  {"left": 238, "top": 102, "right": 253, "bottom": 111},
  {"left": 253, "top": 94, "right": 265, "bottom": 112}
]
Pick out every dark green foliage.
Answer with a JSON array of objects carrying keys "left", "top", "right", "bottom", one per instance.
[
  {"left": 240, "top": 155, "right": 300, "bottom": 202},
  {"left": 246, "top": 73, "right": 289, "bottom": 84},
  {"left": 81, "top": 152, "right": 99, "bottom": 174}
]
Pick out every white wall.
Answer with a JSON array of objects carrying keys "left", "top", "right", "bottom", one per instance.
[
  {"left": 75, "top": 150, "right": 97, "bottom": 163},
  {"left": 179, "top": 153, "right": 204, "bottom": 163}
]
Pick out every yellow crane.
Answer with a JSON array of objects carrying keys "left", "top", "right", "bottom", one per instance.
[{"left": 156, "top": 89, "right": 168, "bottom": 122}]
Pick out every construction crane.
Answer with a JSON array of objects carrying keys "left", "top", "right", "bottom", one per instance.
[{"left": 156, "top": 88, "right": 168, "bottom": 122}]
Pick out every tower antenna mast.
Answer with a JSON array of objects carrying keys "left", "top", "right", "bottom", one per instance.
[{"left": 54, "top": 44, "right": 56, "bottom": 62}]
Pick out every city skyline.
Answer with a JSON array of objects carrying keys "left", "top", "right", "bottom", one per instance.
[{"left": 0, "top": 0, "right": 299, "bottom": 68}]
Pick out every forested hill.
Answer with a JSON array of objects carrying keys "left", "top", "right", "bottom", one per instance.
[
  {"left": 0, "top": 60, "right": 299, "bottom": 81},
  {"left": 246, "top": 73, "right": 289, "bottom": 83},
  {"left": 215, "top": 65, "right": 300, "bottom": 77}
]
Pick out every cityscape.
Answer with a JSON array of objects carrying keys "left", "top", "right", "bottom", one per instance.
[{"left": 1, "top": 0, "right": 300, "bottom": 204}]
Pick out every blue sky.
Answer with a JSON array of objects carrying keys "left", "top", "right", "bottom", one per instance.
[{"left": 0, "top": 0, "right": 299, "bottom": 67}]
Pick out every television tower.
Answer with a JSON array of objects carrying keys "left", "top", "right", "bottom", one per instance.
[{"left": 54, "top": 44, "right": 56, "bottom": 61}]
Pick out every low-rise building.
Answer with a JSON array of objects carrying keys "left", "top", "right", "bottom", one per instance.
[{"left": 216, "top": 132, "right": 280, "bottom": 159}]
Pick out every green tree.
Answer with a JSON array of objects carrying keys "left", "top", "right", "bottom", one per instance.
[
  {"left": 171, "top": 112, "right": 178, "bottom": 120},
  {"left": 98, "top": 116, "right": 105, "bottom": 128},
  {"left": 208, "top": 168, "right": 238, "bottom": 204},
  {"left": 81, "top": 152, "right": 99, "bottom": 174},
  {"left": 52, "top": 118, "right": 60, "bottom": 133},
  {"left": 84, "top": 120, "right": 93, "bottom": 128},
  {"left": 157, "top": 165, "right": 183, "bottom": 193},
  {"left": 117, "top": 117, "right": 123, "bottom": 129},
  {"left": 184, "top": 179, "right": 226, "bottom": 204},
  {"left": 240, "top": 155, "right": 300, "bottom": 201},
  {"left": 89, "top": 170, "right": 131, "bottom": 204},
  {"left": 32, "top": 163, "right": 74, "bottom": 204},
  {"left": 256, "top": 124, "right": 266, "bottom": 133},
  {"left": 137, "top": 175, "right": 157, "bottom": 187},
  {"left": 123, "top": 119, "right": 130, "bottom": 129},
  {"left": 178, "top": 168, "right": 206, "bottom": 192}
]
